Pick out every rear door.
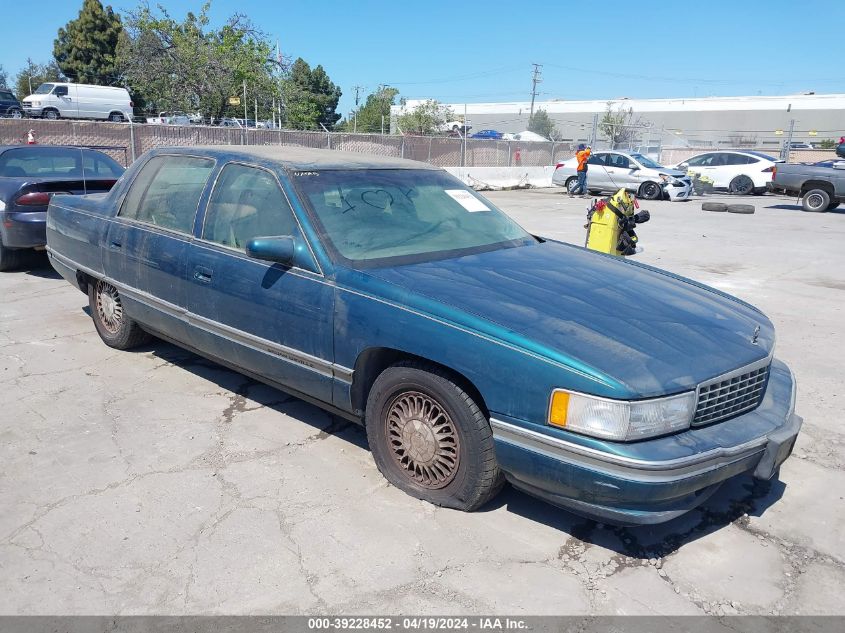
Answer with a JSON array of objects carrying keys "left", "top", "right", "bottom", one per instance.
[
  {"left": 186, "top": 162, "right": 335, "bottom": 403},
  {"left": 106, "top": 154, "right": 214, "bottom": 343},
  {"left": 587, "top": 152, "right": 610, "bottom": 189}
]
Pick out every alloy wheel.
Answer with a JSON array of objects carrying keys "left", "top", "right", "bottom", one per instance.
[
  {"left": 95, "top": 281, "right": 124, "bottom": 334},
  {"left": 386, "top": 391, "right": 460, "bottom": 489}
]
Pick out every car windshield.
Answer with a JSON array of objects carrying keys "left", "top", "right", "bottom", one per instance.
[
  {"left": 630, "top": 153, "right": 664, "bottom": 169},
  {"left": 33, "top": 83, "right": 55, "bottom": 95},
  {"left": 294, "top": 168, "right": 535, "bottom": 267},
  {"left": 0, "top": 147, "right": 124, "bottom": 178}
]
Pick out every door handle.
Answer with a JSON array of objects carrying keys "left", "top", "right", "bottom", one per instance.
[
  {"left": 193, "top": 266, "right": 213, "bottom": 283},
  {"left": 109, "top": 240, "right": 122, "bottom": 250}
]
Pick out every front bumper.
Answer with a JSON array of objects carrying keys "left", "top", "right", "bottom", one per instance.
[
  {"left": 491, "top": 358, "right": 800, "bottom": 525},
  {"left": 1, "top": 211, "right": 47, "bottom": 248},
  {"left": 665, "top": 180, "right": 693, "bottom": 201}
]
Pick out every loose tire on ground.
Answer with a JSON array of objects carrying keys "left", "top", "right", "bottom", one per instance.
[
  {"left": 88, "top": 279, "right": 152, "bottom": 349},
  {"left": 727, "top": 204, "right": 755, "bottom": 214},
  {"left": 802, "top": 188, "right": 831, "bottom": 213},
  {"left": 702, "top": 202, "right": 727, "bottom": 212},
  {"left": 365, "top": 361, "right": 504, "bottom": 511}
]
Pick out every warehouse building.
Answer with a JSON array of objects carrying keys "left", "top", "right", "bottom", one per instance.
[{"left": 392, "top": 93, "right": 845, "bottom": 151}]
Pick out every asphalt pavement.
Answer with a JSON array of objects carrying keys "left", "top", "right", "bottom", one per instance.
[{"left": 1, "top": 189, "right": 843, "bottom": 615}]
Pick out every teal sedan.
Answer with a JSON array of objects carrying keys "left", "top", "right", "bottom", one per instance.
[{"left": 46, "top": 146, "right": 801, "bottom": 525}]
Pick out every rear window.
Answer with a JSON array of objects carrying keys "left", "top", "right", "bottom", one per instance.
[{"left": 0, "top": 147, "right": 124, "bottom": 178}]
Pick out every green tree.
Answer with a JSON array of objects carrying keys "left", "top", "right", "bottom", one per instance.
[
  {"left": 351, "top": 86, "right": 399, "bottom": 133},
  {"left": 817, "top": 138, "right": 836, "bottom": 149},
  {"left": 14, "top": 59, "right": 65, "bottom": 98},
  {"left": 397, "top": 99, "right": 454, "bottom": 135},
  {"left": 282, "top": 58, "right": 342, "bottom": 129},
  {"left": 54, "top": 0, "right": 124, "bottom": 84},
  {"left": 118, "top": 3, "right": 280, "bottom": 120},
  {"left": 599, "top": 101, "right": 644, "bottom": 149},
  {"left": 528, "top": 108, "right": 558, "bottom": 140},
  {"left": 0, "top": 65, "right": 8, "bottom": 88}
]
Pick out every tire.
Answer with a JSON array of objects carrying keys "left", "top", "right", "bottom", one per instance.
[
  {"left": 827, "top": 202, "right": 840, "bottom": 211},
  {"left": 0, "top": 238, "right": 25, "bottom": 272},
  {"left": 88, "top": 279, "right": 151, "bottom": 349},
  {"left": 365, "top": 361, "right": 504, "bottom": 511},
  {"left": 42, "top": 109, "right": 59, "bottom": 120},
  {"left": 108, "top": 112, "right": 124, "bottom": 123},
  {"left": 638, "top": 181, "right": 662, "bottom": 200},
  {"left": 8, "top": 107, "right": 22, "bottom": 119},
  {"left": 802, "top": 188, "right": 830, "bottom": 213},
  {"left": 727, "top": 204, "right": 755, "bottom": 214},
  {"left": 702, "top": 202, "right": 727, "bottom": 212},
  {"left": 728, "top": 175, "right": 755, "bottom": 195},
  {"left": 565, "top": 177, "right": 578, "bottom": 193}
]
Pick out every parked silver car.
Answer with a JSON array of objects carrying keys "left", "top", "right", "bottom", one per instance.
[{"left": 553, "top": 151, "right": 693, "bottom": 201}]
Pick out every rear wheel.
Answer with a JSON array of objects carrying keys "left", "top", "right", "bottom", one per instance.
[
  {"left": 108, "top": 112, "right": 124, "bottom": 123},
  {"left": 729, "top": 175, "right": 755, "bottom": 195},
  {"left": 802, "top": 188, "right": 830, "bottom": 213},
  {"left": 565, "top": 177, "right": 578, "bottom": 193},
  {"left": 88, "top": 279, "right": 151, "bottom": 349},
  {"left": 365, "top": 361, "right": 504, "bottom": 511},
  {"left": 0, "top": 239, "right": 25, "bottom": 272},
  {"left": 42, "top": 109, "right": 59, "bottom": 120}
]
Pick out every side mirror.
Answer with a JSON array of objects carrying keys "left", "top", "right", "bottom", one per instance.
[
  {"left": 678, "top": 163, "right": 688, "bottom": 170},
  {"left": 245, "top": 236, "right": 295, "bottom": 265},
  {"left": 629, "top": 165, "right": 640, "bottom": 171}
]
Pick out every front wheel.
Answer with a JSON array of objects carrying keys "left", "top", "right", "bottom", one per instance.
[
  {"left": 88, "top": 279, "right": 151, "bottom": 349},
  {"left": 638, "top": 181, "right": 662, "bottom": 200},
  {"left": 8, "top": 107, "right": 22, "bottom": 119},
  {"left": 365, "top": 361, "right": 504, "bottom": 511},
  {"left": 42, "top": 109, "right": 59, "bottom": 120}
]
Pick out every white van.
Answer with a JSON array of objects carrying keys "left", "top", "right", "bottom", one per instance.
[{"left": 22, "top": 83, "right": 133, "bottom": 122}]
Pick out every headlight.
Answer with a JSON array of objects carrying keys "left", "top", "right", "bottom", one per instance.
[{"left": 548, "top": 389, "right": 695, "bottom": 441}]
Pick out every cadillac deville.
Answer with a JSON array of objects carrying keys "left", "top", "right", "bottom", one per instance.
[{"left": 46, "top": 146, "right": 802, "bottom": 525}]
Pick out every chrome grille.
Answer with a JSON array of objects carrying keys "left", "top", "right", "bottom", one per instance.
[{"left": 694, "top": 363, "right": 769, "bottom": 425}]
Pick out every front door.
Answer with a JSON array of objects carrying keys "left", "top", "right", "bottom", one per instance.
[{"left": 186, "top": 162, "right": 335, "bottom": 404}]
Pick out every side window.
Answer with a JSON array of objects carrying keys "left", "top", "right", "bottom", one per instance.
[
  {"left": 203, "top": 163, "right": 314, "bottom": 266},
  {"left": 588, "top": 153, "right": 606, "bottom": 166},
  {"left": 686, "top": 154, "right": 708, "bottom": 167},
  {"left": 120, "top": 155, "right": 214, "bottom": 234},
  {"left": 607, "top": 154, "right": 630, "bottom": 169}
]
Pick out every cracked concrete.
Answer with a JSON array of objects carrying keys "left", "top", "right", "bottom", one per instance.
[{"left": 1, "top": 191, "right": 843, "bottom": 615}]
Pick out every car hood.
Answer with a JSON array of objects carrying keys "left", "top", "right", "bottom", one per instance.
[
  {"left": 657, "top": 168, "right": 688, "bottom": 178},
  {"left": 362, "top": 241, "right": 773, "bottom": 397}
]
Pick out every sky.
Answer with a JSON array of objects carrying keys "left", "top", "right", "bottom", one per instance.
[{"left": 1, "top": 0, "right": 843, "bottom": 117}]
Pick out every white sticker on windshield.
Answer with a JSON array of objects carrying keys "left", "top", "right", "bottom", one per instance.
[{"left": 445, "top": 189, "right": 489, "bottom": 212}]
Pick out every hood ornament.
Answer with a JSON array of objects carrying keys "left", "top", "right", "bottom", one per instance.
[{"left": 751, "top": 325, "right": 761, "bottom": 345}]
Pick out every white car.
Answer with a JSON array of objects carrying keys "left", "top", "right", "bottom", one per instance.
[
  {"left": 552, "top": 151, "right": 693, "bottom": 201},
  {"left": 21, "top": 82, "right": 133, "bottom": 122},
  {"left": 673, "top": 151, "right": 783, "bottom": 195},
  {"left": 437, "top": 120, "right": 471, "bottom": 135},
  {"left": 503, "top": 130, "right": 550, "bottom": 142}
]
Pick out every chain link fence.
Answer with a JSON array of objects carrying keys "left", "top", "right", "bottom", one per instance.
[{"left": 0, "top": 119, "right": 837, "bottom": 169}]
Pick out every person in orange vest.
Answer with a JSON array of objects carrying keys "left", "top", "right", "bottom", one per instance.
[{"left": 569, "top": 144, "right": 591, "bottom": 198}]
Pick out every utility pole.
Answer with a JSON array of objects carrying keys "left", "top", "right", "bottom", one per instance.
[
  {"left": 783, "top": 117, "right": 796, "bottom": 162},
  {"left": 590, "top": 112, "right": 599, "bottom": 147},
  {"left": 378, "top": 84, "right": 386, "bottom": 135},
  {"left": 529, "top": 63, "right": 543, "bottom": 119},
  {"left": 352, "top": 84, "right": 364, "bottom": 133}
]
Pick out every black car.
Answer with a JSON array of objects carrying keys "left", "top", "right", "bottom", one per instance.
[
  {"left": 0, "top": 88, "right": 22, "bottom": 118},
  {"left": 0, "top": 145, "right": 124, "bottom": 270}
]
